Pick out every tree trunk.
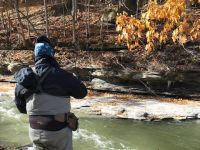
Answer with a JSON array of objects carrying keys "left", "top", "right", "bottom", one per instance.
[
  {"left": 1, "top": 8, "right": 5, "bottom": 30},
  {"left": 25, "top": 0, "right": 30, "bottom": 38},
  {"left": 85, "top": 0, "right": 90, "bottom": 49},
  {"left": 18, "top": 9, "right": 38, "bottom": 35},
  {"left": 62, "top": 0, "right": 67, "bottom": 39},
  {"left": 44, "top": 0, "right": 49, "bottom": 37},
  {"left": 72, "top": 0, "right": 77, "bottom": 43},
  {"left": 15, "top": 0, "right": 26, "bottom": 46},
  {"left": 118, "top": 0, "right": 149, "bottom": 15}
]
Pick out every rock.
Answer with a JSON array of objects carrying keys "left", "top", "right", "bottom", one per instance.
[
  {"left": 0, "top": 64, "right": 7, "bottom": 75},
  {"left": 71, "top": 96, "right": 200, "bottom": 121},
  {"left": 0, "top": 146, "right": 6, "bottom": 150},
  {"left": 7, "top": 62, "right": 28, "bottom": 74},
  {"left": 89, "top": 108, "right": 102, "bottom": 115},
  {"left": 90, "top": 69, "right": 200, "bottom": 98},
  {"left": 141, "top": 71, "right": 161, "bottom": 80},
  {"left": 90, "top": 78, "right": 131, "bottom": 93},
  {"left": 101, "top": 9, "right": 117, "bottom": 24},
  {"left": 0, "top": 64, "right": 12, "bottom": 75},
  {"left": 91, "top": 78, "right": 107, "bottom": 88},
  {"left": 71, "top": 99, "right": 97, "bottom": 109},
  {"left": 92, "top": 69, "right": 162, "bottom": 81},
  {"left": 16, "top": 144, "right": 32, "bottom": 150},
  {"left": 68, "top": 67, "right": 92, "bottom": 77},
  {"left": 101, "top": 106, "right": 125, "bottom": 116},
  {"left": 92, "top": 69, "right": 116, "bottom": 77}
]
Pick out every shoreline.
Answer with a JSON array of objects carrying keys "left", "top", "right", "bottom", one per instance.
[
  {"left": 71, "top": 94, "right": 200, "bottom": 121},
  {"left": 1, "top": 83, "right": 200, "bottom": 121}
]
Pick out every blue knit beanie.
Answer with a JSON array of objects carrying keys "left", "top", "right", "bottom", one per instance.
[{"left": 34, "top": 42, "right": 55, "bottom": 57}]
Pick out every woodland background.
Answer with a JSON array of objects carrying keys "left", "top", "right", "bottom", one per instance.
[{"left": 0, "top": 0, "right": 199, "bottom": 98}]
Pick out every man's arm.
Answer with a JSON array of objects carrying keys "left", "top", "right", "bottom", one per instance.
[
  {"left": 14, "top": 84, "right": 35, "bottom": 113},
  {"left": 43, "top": 68, "right": 88, "bottom": 98},
  {"left": 14, "top": 84, "right": 27, "bottom": 114},
  {"left": 62, "top": 71, "right": 87, "bottom": 99}
]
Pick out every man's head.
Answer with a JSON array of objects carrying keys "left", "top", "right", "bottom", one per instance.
[{"left": 34, "top": 35, "right": 55, "bottom": 57}]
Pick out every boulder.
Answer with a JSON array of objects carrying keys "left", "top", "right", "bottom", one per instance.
[
  {"left": 101, "top": 9, "right": 117, "bottom": 24},
  {"left": 0, "top": 64, "right": 10, "bottom": 75}
]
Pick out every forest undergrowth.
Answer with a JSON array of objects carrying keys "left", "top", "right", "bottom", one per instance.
[{"left": 0, "top": 0, "right": 199, "bottom": 73}]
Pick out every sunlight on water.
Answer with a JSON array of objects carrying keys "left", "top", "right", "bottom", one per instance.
[
  {"left": 0, "top": 97, "right": 29, "bottom": 148},
  {"left": 74, "top": 129, "right": 114, "bottom": 149},
  {"left": 0, "top": 98, "right": 26, "bottom": 121},
  {"left": 73, "top": 128, "right": 134, "bottom": 150}
]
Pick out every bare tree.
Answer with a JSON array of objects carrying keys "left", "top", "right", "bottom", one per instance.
[
  {"left": 72, "top": 0, "right": 77, "bottom": 43},
  {"left": 86, "top": 0, "right": 90, "bottom": 49},
  {"left": 15, "top": 0, "right": 26, "bottom": 46},
  {"left": 25, "top": 0, "right": 30, "bottom": 38},
  {"left": 44, "top": 0, "right": 49, "bottom": 37},
  {"left": 0, "top": 14, "right": 3, "bottom": 29},
  {"left": 62, "top": 0, "right": 67, "bottom": 39}
]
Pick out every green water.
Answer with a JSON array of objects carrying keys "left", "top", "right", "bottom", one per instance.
[{"left": 1, "top": 95, "right": 200, "bottom": 150}]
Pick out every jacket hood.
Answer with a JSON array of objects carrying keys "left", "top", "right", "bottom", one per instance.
[{"left": 34, "top": 55, "right": 59, "bottom": 77}]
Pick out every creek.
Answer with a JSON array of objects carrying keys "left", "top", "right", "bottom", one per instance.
[{"left": 0, "top": 94, "right": 200, "bottom": 150}]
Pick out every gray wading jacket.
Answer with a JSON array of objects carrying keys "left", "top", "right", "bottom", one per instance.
[{"left": 14, "top": 55, "right": 87, "bottom": 114}]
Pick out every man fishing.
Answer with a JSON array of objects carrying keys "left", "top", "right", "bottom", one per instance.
[{"left": 14, "top": 35, "right": 87, "bottom": 150}]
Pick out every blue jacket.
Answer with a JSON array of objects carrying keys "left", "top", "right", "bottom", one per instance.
[{"left": 14, "top": 55, "right": 87, "bottom": 113}]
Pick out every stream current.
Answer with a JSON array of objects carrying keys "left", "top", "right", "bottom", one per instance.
[{"left": 0, "top": 94, "right": 200, "bottom": 150}]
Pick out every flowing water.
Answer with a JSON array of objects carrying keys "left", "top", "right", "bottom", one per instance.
[{"left": 1, "top": 94, "right": 200, "bottom": 150}]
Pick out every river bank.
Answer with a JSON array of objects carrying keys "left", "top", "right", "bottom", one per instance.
[
  {"left": 1, "top": 50, "right": 200, "bottom": 99},
  {"left": 1, "top": 83, "right": 200, "bottom": 121}
]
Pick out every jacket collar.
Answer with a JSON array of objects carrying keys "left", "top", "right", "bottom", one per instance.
[{"left": 35, "top": 55, "right": 59, "bottom": 68}]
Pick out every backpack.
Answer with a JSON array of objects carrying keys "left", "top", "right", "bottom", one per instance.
[{"left": 14, "top": 67, "right": 53, "bottom": 114}]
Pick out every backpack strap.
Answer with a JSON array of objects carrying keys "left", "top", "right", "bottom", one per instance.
[{"left": 33, "top": 67, "right": 54, "bottom": 93}]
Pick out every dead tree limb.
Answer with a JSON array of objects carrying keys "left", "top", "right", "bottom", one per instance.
[
  {"left": 18, "top": 10, "right": 38, "bottom": 35},
  {"left": 44, "top": 0, "right": 49, "bottom": 37},
  {"left": 72, "top": 0, "right": 77, "bottom": 43},
  {"left": 25, "top": 0, "right": 30, "bottom": 38},
  {"left": 15, "top": 0, "right": 26, "bottom": 46}
]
